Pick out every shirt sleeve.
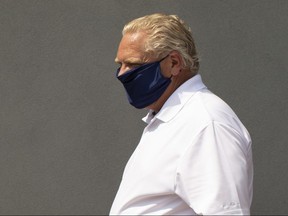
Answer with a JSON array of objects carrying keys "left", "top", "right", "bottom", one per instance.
[{"left": 174, "top": 121, "right": 253, "bottom": 215}]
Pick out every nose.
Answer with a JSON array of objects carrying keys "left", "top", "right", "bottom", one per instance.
[
  {"left": 118, "top": 64, "right": 130, "bottom": 76},
  {"left": 118, "top": 65, "right": 125, "bottom": 76}
]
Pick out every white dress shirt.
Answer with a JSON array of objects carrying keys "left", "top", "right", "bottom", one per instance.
[{"left": 110, "top": 74, "right": 253, "bottom": 215}]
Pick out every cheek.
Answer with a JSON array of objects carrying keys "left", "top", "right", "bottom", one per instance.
[{"left": 160, "top": 62, "right": 171, "bottom": 78}]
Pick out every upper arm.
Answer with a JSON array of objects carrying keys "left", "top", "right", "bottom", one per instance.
[{"left": 175, "top": 121, "right": 253, "bottom": 215}]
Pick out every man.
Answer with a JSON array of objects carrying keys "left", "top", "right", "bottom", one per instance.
[{"left": 110, "top": 13, "right": 253, "bottom": 215}]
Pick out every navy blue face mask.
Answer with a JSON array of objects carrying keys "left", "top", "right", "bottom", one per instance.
[{"left": 116, "top": 56, "right": 171, "bottom": 109}]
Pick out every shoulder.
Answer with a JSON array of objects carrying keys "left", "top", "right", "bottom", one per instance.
[
  {"left": 179, "top": 89, "right": 251, "bottom": 142},
  {"left": 186, "top": 89, "right": 242, "bottom": 127}
]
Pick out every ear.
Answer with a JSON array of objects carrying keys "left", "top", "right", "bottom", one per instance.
[{"left": 169, "top": 51, "right": 183, "bottom": 76}]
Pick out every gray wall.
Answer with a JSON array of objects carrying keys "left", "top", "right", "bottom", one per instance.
[{"left": 1, "top": 0, "right": 287, "bottom": 214}]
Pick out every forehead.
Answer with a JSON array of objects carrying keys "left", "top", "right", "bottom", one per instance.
[{"left": 116, "top": 32, "right": 147, "bottom": 62}]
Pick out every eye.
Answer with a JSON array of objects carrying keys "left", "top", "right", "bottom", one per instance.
[
  {"left": 117, "top": 62, "right": 145, "bottom": 72},
  {"left": 127, "top": 63, "right": 143, "bottom": 69},
  {"left": 129, "top": 64, "right": 140, "bottom": 68}
]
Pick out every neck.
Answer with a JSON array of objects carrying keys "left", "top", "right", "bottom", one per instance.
[{"left": 148, "top": 69, "right": 195, "bottom": 112}]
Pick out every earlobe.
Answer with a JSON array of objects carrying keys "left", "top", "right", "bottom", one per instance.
[{"left": 171, "top": 68, "right": 181, "bottom": 76}]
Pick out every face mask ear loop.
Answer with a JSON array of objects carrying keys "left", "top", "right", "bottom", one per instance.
[
  {"left": 159, "top": 54, "right": 169, "bottom": 62},
  {"left": 159, "top": 54, "right": 172, "bottom": 79}
]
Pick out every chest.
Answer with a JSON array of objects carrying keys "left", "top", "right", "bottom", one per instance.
[{"left": 122, "top": 117, "right": 200, "bottom": 192}]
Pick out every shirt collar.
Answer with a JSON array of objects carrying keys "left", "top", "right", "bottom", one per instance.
[{"left": 142, "top": 74, "right": 207, "bottom": 124}]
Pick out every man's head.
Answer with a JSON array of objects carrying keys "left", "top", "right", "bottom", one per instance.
[
  {"left": 115, "top": 13, "right": 199, "bottom": 111},
  {"left": 121, "top": 13, "right": 199, "bottom": 73}
]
